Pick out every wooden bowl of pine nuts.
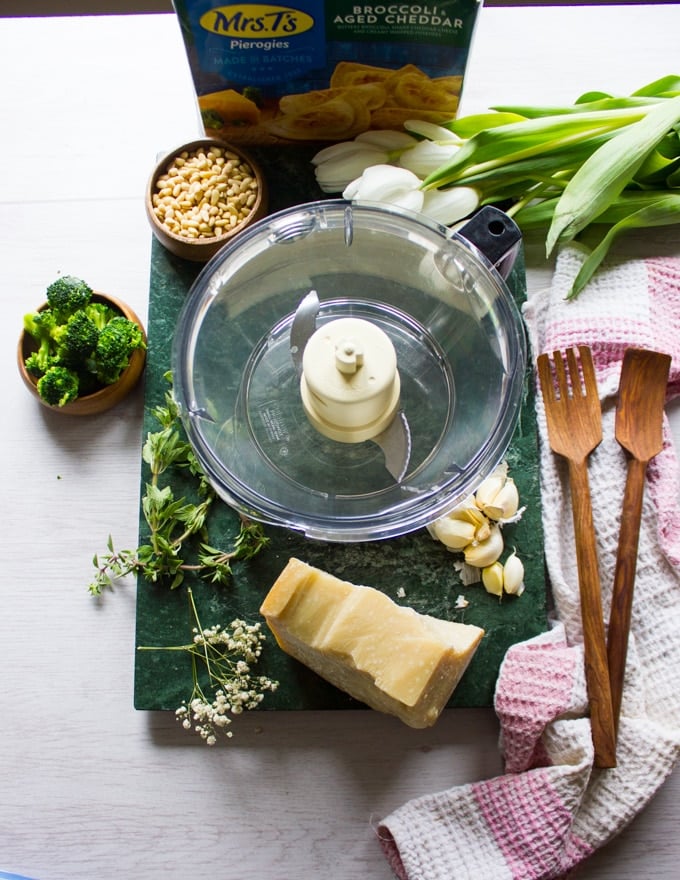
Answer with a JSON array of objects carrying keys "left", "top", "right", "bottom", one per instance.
[{"left": 145, "top": 138, "right": 268, "bottom": 263}]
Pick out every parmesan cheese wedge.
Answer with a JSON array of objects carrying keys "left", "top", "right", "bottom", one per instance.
[{"left": 259, "top": 558, "right": 484, "bottom": 728}]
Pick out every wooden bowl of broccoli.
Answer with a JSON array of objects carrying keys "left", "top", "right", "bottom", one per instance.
[{"left": 18, "top": 275, "right": 147, "bottom": 415}]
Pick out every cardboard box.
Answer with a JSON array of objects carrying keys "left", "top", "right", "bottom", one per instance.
[{"left": 172, "top": 1, "right": 483, "bottom": 145}]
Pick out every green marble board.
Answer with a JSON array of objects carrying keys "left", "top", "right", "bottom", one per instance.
[{"left": 133, "top": 147, "right": 548, "bottom": 712}]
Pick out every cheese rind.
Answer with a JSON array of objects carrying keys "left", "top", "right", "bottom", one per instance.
[{"left": 259, "top": 557, "right": 484, "bottom": 728}]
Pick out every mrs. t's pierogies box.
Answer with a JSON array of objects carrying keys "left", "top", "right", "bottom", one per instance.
[{"left": 172, "top": 1, "right": 483, "bottom": 144}]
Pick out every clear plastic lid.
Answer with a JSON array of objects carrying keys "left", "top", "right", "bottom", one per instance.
[{"left": 172, "top": 200, "right": 526, "bottom": 542}]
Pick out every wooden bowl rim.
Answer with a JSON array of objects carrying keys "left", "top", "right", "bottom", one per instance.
[
  {"left": 145, "top": 136, "right": 268, "bottom": 251},
  {"left": 18, "top": 291, "right": 147, "bottom": 415}
]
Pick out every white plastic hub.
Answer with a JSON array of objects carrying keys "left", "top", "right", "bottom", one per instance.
[{"left": 300, "top": 317, "right": 401, "bottom": 443}]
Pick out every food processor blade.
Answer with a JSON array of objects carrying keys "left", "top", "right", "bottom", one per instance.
[
  {"left": 290, "top": 289, "right": 320, "bottom": 376},
  {"left": 373, "top": 411, "right": 412, "bottom": 483}
]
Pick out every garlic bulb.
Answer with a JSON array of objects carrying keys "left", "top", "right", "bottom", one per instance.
[{"left": 427, "top": 462, "right": 526, "bottom": 601}]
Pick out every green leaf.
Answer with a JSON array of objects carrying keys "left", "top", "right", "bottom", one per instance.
[
  {"left": 142, "top": 426, "right": 192, "bottom": 474},
  {"left": 546, "top": 95, "right": 680, "bottom": 254},
  {"left": 635, "top": 152, "right": 680, "bottom": 186},
  {"left": 575, "top": 90, "right": 614, "bottom": 103},
  {"left": 567, "top": 194, "right": 680, "bottom": 299},
  {"left": 632, "top": 74, "right": 680, "bottom": 97},
  {"left": 592, "top": 190, "right": 680, "bottom": 222},
  {"left": 491, "top": 95, "right": 662, "bottom": 119},
  {"left": 142, "top": 482, "right": 174, "bottom": 515},
  {"left": 90, "top": 368, "right": 269, "bottom": 593},
  {"left": 666, "top": 165, "right": 680, "bottom": 187},
  {"left": 511, "top": 196, "right": 560, "bottom": 229},
  {"left": 176, "top": 499, "right": 211, "bottom": 533},
  {"left": 170, "top": 571, "right": 185, "bottom": 590},
  {"left": 424, "top": 106, "right": 650, "bottom": 190},
  {"left": 442, "top": 135, "right": 610, "bottom": 193},
  {"left": 445, "top": 111, "right": 527, "bottom": 138}
]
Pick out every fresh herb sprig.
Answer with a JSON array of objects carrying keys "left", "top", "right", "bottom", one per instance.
[
  {"left": 138, "top": 587, "right": 278, "bottom": 745},
  {"left": 89, "top": 375, "right": 269, "bottom": 595}
]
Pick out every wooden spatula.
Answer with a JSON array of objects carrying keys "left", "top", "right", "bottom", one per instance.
[{"left": 608, "top": 347, "right": 671, "bottom": 736}]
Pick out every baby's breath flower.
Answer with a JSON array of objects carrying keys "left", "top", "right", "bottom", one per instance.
[{"left": 138, "top": 588, "right": 278, "bottom": 745}]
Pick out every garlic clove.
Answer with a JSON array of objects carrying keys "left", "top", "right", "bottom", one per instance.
[
  {"left": 450, "top": 499, "right": 487, "bottom": 526},
  {"left": 474, "top": 473, "right": 506, "bottom": 512},
  {"left": 465, "top": 507, "right": 492, "bottom": 541},
  {"left": 503, "top": 551, "right": 525, "bottom": 596},
  {"left": 463, "top": 523, "right": 504, "bottom": 568},
  {"left": 448, "top": 494, "right": 478, "bottom": 515},
  {"left": 445, "top": 504, "right": 492, "bottom": 541},
  {"left": 482, "top": 562, "right": 504, "bottom": 597},
  {"left": 483, "top": 478, "right": 520, "bottom": 521},
  {"left": 429, "top": 498, "right": 492, "bottom": 548},
  {"left": 431, "top": 516, "right": 477, "bottom": 550},
  {"left": 474, "top": 461, "right": 521, "bottom": 522}
]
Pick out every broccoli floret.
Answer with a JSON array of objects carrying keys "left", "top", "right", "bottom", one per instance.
[
  {"left": 53, "top": 311, "right": 100, "bottom": 368},
  {"left": 36, "top": 365, "right": 80, "bottom": 407},
  {"left": 24, "top": 309, "right": 57, "bottom": 340},
  {"left": 23, "top": 309, "right": 59, "bottom": 376},
  {"left": 92, "top": 316, "right": 146, "bottom": 385},
  {"left": 201, "top": 108, "right": 224, "bottom": 129},
  {"left": 24, "top": 350, "right": 56, "bottom": 377},
  {"left": 45, "top": 275, "right": 93, "bottom": 321},
  {"left": 84, "top": 301, "right": 117, "bottom": 331},
  {"left": 242, "top": 86, "right": 264, "bottom": 108}
]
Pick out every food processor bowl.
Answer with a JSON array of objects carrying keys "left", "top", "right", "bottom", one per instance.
[{"left": 172, "top": 200, "right": 527, "bottom": 542}]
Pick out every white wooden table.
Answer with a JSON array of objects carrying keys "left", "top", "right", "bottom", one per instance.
[{"left": 1, "top": 7, "right": 679, "bottom": 879}]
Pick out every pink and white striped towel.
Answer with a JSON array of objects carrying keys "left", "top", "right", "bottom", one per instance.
[{"left": 377, "top": 244, "right": 680, "bottom": 879}]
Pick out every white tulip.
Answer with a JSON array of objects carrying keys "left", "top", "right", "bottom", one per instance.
[
  {"left": 313, "top": 131, "right": 418, "bottom": 193},
  {"left": 421, "top": 186, "right": 480, "bottom": 225},
  {"left": 353, "top": 130, "right": 419, "bottom": 150},
  {"left": 399, "top": 139, "right": 459, "bottom": 177},
  {"left": 343, "top": 165, "right": 425, "bottom": 213},
  {"left": 313, "top": 142, "right": 388, "bottom": 193},
  {"left": 404, "top": 119, "right": 462, "bottom": 144}
]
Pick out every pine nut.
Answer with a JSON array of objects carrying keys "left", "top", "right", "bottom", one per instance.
[{"left": 151, "top": 144, "right": 260, "bottom": 243}]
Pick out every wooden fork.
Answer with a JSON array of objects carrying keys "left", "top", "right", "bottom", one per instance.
[{"left": 537, "top": 345, "right": 617, "bottom": 769}]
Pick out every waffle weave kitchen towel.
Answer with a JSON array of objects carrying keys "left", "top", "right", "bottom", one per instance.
[{"left": 377, "top": 244, "right": 680, "bottom": 880}]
